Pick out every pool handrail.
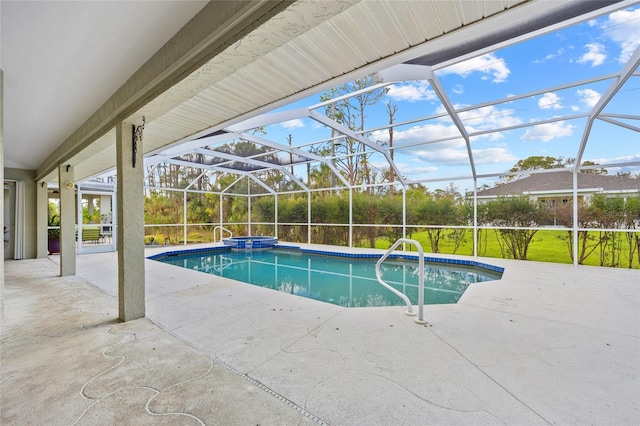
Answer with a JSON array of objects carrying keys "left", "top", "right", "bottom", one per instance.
[
  {"left": 375, "top": 238, "right": 427, "bottom": 324},
  {"left": 213, "top": 226, "right": 232, "bottom": 243},
  {"left": 213, "top": 255, "right": 233, "bottom": 272}
]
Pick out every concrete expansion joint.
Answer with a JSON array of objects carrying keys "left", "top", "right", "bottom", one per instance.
[
  {"left": 348, "top": 366, "right": 479, "bottom": 414},
  {"left": 149, "top": 318, "right": 331, "bottom": 425},
  {"left": 75, "top": 324, "right": 208, "bottom": 425},
  {"left": 140, "top": 385, "right": 207, "bottom": 426},
  {"left": 76, "top": 326, "right": 134, "bottom": 416},
  {"left": 426, "top": 327, "right": 554, "bottom": 426},
  {"left": 0, "top": 372, "right": 16, "bottom": 386},
  {"left": 142, "top": 357, "right": 215, "bottom": 425},
  {"left": 76, "top": 385, "right": 207, "bottom": 426}
]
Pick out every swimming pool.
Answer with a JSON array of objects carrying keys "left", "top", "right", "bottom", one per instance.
[{"left": 150, "top": 247, "right": 503, "bottom": 308}]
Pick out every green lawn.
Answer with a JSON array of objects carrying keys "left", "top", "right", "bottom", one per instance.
[
  {"left": 375, "top": 228, "right": 640, "bottom": 269},
  {"left": 150, "top": 225, "right": 639, "bottom": 269}
]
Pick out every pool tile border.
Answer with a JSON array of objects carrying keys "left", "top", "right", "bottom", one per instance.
[
  {"left": 296, "top": 247, "right": 504, "bottom": 274},
  {"left": 148, "top": 244, "right": 504, "bottom": 274},
  {"left": 147, "top": 245, "right": 229, "bottom": 260}
]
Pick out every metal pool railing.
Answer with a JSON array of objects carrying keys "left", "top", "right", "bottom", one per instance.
[
  {"left": 213, "top": 226, "right": 233, "bottom": 243},
  {"left": 375, "top": 238, "right": 427, "bottom": 324}
]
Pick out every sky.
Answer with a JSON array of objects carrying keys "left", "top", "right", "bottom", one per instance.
[{"left": 212, "top": 4, "right": 640, "bottom": 192}]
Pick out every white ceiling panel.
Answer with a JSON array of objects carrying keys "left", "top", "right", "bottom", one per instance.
[{"left": 57, "top": 0, "right": 630, "bottom": 184}]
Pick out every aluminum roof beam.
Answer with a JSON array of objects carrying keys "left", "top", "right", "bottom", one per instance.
[
  {"left": 426, "top": 70, "right": 477, "bottom": 180},
  {"left": 308, "top": 110, "right": 406, "bottom": 186},
  {"left": 164, "top": 158, "right": 256, "bottom": 178},
  {"left": 406, "top": 0, "right": 626, "bottom": 67},
  {"left": 194, "top": 147, "right": 310, "bottom": 192},
  {"left": 239, "top": 132, "right": 352, "bottom": 189},
  {"left": 596, "top": 116, "right": 640, "bottom": 133},
  {"left": 575, "top": 47, "right": 640, "bottom": 170}
]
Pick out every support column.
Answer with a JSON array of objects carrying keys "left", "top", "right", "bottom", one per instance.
[
  {"left": 1, "top": 69, "right": 4, "bottom": 318},
  {"left": 100, "top": 194, "right": 112, "bottom": 219},
  {"left": 116, "top": 120, "right": 145, "bottom": 321},
  {"left": 36, "top": 182, "right": 48, "bottom": 258},
  {"left": 58, "top": 164, "right": 76, "bottom": 276}
]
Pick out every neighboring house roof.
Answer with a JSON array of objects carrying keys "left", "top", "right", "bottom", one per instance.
[{"left": 477, "top": 171, "right": 640, "bottom": 197}]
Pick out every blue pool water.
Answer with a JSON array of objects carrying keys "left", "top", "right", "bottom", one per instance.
[{"left": 151, "top": 248, "right": 503, "bottom": 308}]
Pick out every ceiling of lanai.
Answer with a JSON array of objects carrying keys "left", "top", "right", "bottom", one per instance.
[{"left": 2, "top": 0, "right": 636, "bottom": 185}]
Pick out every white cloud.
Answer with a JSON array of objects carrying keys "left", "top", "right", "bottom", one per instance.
[
  {"left": 438, "top": 53, "right": 511, "bottom": 83},
  {"left": 603, "top": 8, "right": 640, "bottom": 63},
  {"left": 395, "top": 162, "right": 439, "bottom": 176},
  {"left": 588, "top": 154, "right": 640, "bottom": 164},
  {"left": 373, "top": 120, "right": 517, "bottom": 167},
  {"left": 409, "top": 146, "right": 516, "bottom": 166},
  {"left": 538, "top": 92, "right": 563, "bottom": 110},
  {"left": 372, "top": 123, "right": 462, "bottom": 146},
  {"left": 577, "top": 43, "right": 606, "bottom": 67},
  {"left": 463, "top": 107, "right": 523, "bottom": 139},
  {"left": 534, "top": 48, "right": 565, "bottom": 63},
  {"left": 520, "top": 121, "right": 575, "bottom": 142},
  {"left": 434, "top": 104, "right": 523, "bottom": 138},
  {"left": 411, "top": 147, "right": 469, "bottom": 164},
  {"left": 451, "top": 84, "right": 464, "bottom": 95},
  {"left": 545, "top": 48, "right": 564, "bottom": 60},
  {"left": 387, "top": 82, "right": 437, "bottom": 102},
  {"left": 281, "top": 119, "right": 304, "bottom": 129},
  {"left": 576, "top": 88, "right": 601, "bottom": 109},
  {"left": 471, "top": 147, "right": 518, "bottom": 164}
]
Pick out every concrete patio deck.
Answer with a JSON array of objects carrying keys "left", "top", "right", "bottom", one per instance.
[{"left": 2, "top": 244, "right": 639, "bottom": 425}]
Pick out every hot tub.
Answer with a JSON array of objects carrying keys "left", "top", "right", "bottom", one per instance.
[{"left": 222, "top": 236, "right": 278, "bottom": 250}]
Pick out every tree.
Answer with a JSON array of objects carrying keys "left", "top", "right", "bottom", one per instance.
[
  {"left": 555, "top": 199, "right": 602, "bottom": 265},
  {"left": 589, "top": 194, "right": 626, "bottom": 267},
  {"left": 621, "top": 196, "right": 640, "bottom": 268},
  {"left": 414, "top": 185, "right": 465, "bottom": 254},
  {"left": 479, "top": 196, "right": 551, "bottom": 260},
  {"left": 580, "top": 160, "right": 608, "bottom": 175},
  {"left": 384, "top": 102, "right": 399, "bottom": 185},
  {"left": 615, "top": 171, "right": 640, "bottom": 179},
  {"left": 144, "top": 191, "right": 183, "bottom": 244},
  {"left": 319, "top": 75, "right": 389, "bottom": 187},
  {"left": 376, "top": 193, "right": 403, "bottom": 244},
  {"left": 415, "top": 196, "right": 454, "bottom": 253},
  {"left": 503, "top": 156, "right": 570, "bottom": 182},
  {"left": 386, "top": 102, "right": 398, "bottom": 162}
]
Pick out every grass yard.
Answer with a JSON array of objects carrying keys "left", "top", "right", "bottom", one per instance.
[
  {"left": 377, "top": 228, "right": 640, "bottom": 269},
  {"left": 146, "top": 224, "right": 639, "bottom": 270}
]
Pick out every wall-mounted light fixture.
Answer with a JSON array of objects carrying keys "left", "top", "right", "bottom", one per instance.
[
  {"left": 64, "top": 181, "right": 74, "bottom": 190},
  {"left": 131, "top": 116, "right": 145, "bottom": 168}
]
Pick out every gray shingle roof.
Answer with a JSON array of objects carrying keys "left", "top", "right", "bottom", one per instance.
[{"left": 477, "top": 171, "right": 640, "bottom": 197}]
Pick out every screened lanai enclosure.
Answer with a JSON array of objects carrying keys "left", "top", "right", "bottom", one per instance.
[{"left": 66, "top": 1, "right": 639, "bottom": 268}]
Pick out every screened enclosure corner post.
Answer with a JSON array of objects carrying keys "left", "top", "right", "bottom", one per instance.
[
  {"left": 473, "top": 179, "right": 478, "bottom": 258},
  {"left": 183, "top": 189, "right": 187, "bottom": 246},
  {"left": 572, "top": 170, "right": 579, "bottom": 266},
  {"left": 402, "top": 185, "right": 407, "bottom": 251},
  {"left": 349, "top": 188, "right": 353, "bottom": 247},
  {"left": 248, "top": 178, "right": 252, "bottom": 236},
  {"left": 307, "top": 191, "right": 311, "bottom": 244},
  {"left": 275, "top": 194, "right": 279, "bottom": 239},
  {"left": 219, "top": 193, "right": 223, "bottom": 242}
]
